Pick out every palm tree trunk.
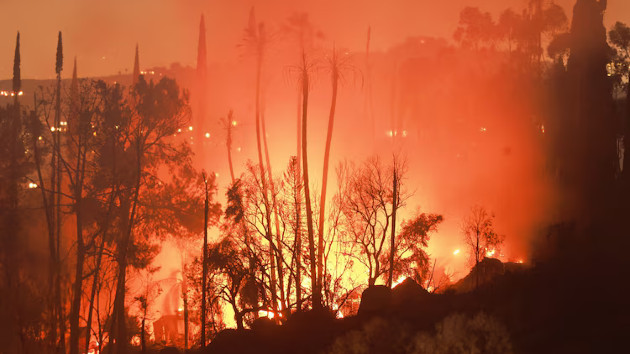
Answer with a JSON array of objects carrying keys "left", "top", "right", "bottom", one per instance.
[
  {"left": 226, "top": 111, "right": 236, "bottom": 184},
  {"left": 295, "top": 92, "right": 303, "bottom": 309},
  {"left": 387, "top": 161, "right": 398, "bottom": 287},
  {"left": 253, "top": 46, "right": 278, "bottom": 315},
  {"left": 318, "top": 49, "right": 339, "bottom": 295},
  {"left": 300, "top": 53, "right": 322, "bottom": 310}
]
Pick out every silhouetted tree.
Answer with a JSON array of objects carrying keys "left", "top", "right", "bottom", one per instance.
[
  {"left": 609, "top": 22, "right": 630, "bottom": 191},
  {"left": 566, "top": 0, "right": 616, "bottom": 222},
  {"left": 338, "top": 156, "right": 410, "bottom": 286},
  {"left": 454, "top": 7, "right": 497, "bottom": 50},
  {"left": 462, "top": 206, "right": 504, "bottom": 288}
]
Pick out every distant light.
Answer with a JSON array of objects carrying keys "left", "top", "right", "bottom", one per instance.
[
  {"left": 50, "top": 127, "right": 56, "bottom": 132},
  {"left": 177, "top": 128, "right": 182, "bottom": 133},
  {"left": 215, "top": 173, "right": 219, "bottom": 178},
  {"left": 540, "top": 125, "right": 545, "bottom": 134},
  {"left": 402, "top": 130, "right": 407, "bottom": 137},
  {"left": 38, "top": 136, "right": 43, "bottom": 141},
  {"left": 231, "top": 120, "right": 237, "bottom": 127},
  {"left": 28, "top": 182, "right": 38, "bottom": 189},
  {"left": 480, "top": 127, "right": 487, "bottom": 133},
  {"left": 387, "top": 130, "right": 393, "bottom": 137},
  {"left": 236, "top": 147, "right": 242, "bottom": 152},
  {"left": 486, "top": 249, "right": 496, "bottom": 257},
  {"left": 188, "top": 126, "right": 193, "bottom": 131},
  {"left": 517, "top": 259, "right": 524, "bottom": 264},
  {"left": 60, "top": 121, "right": 67, "bottom": 126},
  {"left": 453, "top": 249, "right": 460, "bottom": 256},
  {"left": 93, "top": 132, "right": 97, "bottom": 136},
  {"left": 205, "top": 132, "right": 210, "bottom": 138},
  {"left": 18, "top": 91, "right": 23, "bottom": 96}
]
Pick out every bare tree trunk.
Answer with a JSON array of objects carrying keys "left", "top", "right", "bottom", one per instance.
[
  {"left": 318, "top": 48, "right": 339, "bottom": 295},
  {"left": 85, "top": 238, "right": 103, "bottom": 354},
  {"left": 300, "top": 53, "right": 322, "bottom": 310},
  {"left": 387, "top": 160, "right": 398, "bottom": 287},
  {"left": 201, "top": 175, "right": 209, "bottom": 348},
  {"left": 111, "top": 139, "right": 142, "bottom": 354},
  {"left": 183, "top": 268, "right": 189, "bottom": 350},
  {"left": 69, "top": 148, "right": 86, "bottom": 354},
  {"left": 226, "top": 111, "right": 236, "bottom": 184},
  {"left": 29, "top": 105, "right": 58, "bottom": 352}
]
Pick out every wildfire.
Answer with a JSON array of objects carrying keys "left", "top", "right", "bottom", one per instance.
[
  {"left": 486, "top": 249, "right": 496, "bottom": 257},
  {"left": 391, "top": 275, "right": 406, "bottom": 288},
  {"left": 0, "top": 90, "right": 23, "bottom": 97},
  {"left": 258, "top": 310, "right": 281, "bottom": 319}
]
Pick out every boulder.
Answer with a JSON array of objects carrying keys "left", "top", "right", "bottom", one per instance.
[
  {"left": 358, "top": 285, "right": 392, "bottom": 315},
  {"left": 392, "top": 277, "right": 429, "bottom": 306}
]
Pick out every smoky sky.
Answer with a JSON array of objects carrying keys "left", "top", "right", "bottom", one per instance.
[{"left": 2, "top": 0, "right": 629, "bottom": 79}]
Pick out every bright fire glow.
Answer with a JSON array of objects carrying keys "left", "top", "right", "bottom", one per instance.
[
  {"left": 232, "top": 120, "right": 237, "bottom": 126},
  {"left": 391, "top": 275, "right": 406, "bottom": 288},
  {"left": 205, "top": 132, "right": 210, "bottom": 138},
  {"left": 486, "top": 249, "right": 496, "bottom": 257},
  {"left": 258, "top": 310, "right": 280, "bottom": 319},
  {"left": 188, "top": 126, "right": 193, "bottom": 131},
  {"left": 453, "top": 249, "right": 460, "bottom": 255}
]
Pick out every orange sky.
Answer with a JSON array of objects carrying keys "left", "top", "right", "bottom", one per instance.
[{"left": 1, "top": 0, "right": 629, "bottom": 79}]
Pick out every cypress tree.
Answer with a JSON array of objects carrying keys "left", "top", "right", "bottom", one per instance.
[{"left": 13, "top": 32, "right": 20, "bottom": 94}]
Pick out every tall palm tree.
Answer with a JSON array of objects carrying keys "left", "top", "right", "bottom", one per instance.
[
  {"left": 317, "top": 46, "right": 340, "bottom": 293},
  {"left": 299, "top": 52, "right": 322, "bottom": 310},
  {"left": 242, "top": 7, "right": 278, "bottom": 315}
]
